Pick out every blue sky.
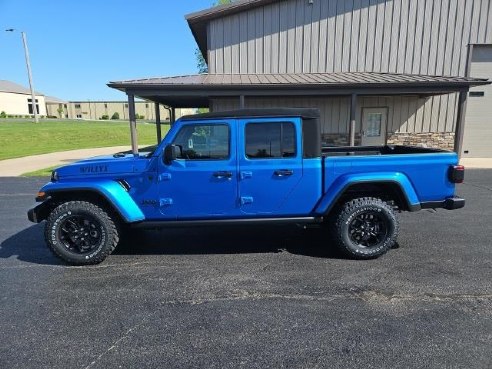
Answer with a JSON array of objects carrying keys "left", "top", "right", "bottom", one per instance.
[{"left": 0, "top": 0, "right": 213, "bottom": 101}]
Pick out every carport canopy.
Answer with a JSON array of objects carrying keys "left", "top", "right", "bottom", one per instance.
[{"left": 107, "top": 71, "right": 490, "bottom": 155}]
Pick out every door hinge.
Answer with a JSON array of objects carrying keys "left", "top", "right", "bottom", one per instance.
[
  {"left": 240, "top": 196, "right": 254, "bottom": 205},
  {"left": 240, "top": 171, "right": 253, "bottom": 179},
  {"left": 158, "top": 173, "right": 172, "bottom": 182},
  {"left": 160, "top": 198, "right": 173, "bottom": 206}
]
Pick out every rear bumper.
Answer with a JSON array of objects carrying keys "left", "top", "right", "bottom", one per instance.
[{"left": 420, "top": 196, "right": 465, "bottom": 210}]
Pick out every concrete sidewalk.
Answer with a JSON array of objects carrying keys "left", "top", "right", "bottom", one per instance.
[
  {"left": 0, "top": 146, "right": 133, "bottom": 176},
  {"left": 460, "top": 158, "right": 492, "bottom": 169}
]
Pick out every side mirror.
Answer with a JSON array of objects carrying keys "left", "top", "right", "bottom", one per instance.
[{"left": 163, "top": 144, "right": 179, "bottom": 165}]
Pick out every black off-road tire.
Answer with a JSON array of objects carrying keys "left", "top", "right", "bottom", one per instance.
[
  {"left": 330, "top": 197, "right": 399, "bottom": 259},
  {"left": 44, "top": 201, "right": 119, "bottom": 265}
]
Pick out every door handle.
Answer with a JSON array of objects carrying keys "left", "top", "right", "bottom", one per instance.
[
  {"left": 274, "top": 169, "right": 294, "bottom": 177},
  {"left": 213, "top": 171, "right": 233, "bottom": 179}
]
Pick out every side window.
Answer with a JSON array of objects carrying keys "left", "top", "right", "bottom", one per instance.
[
  {"left": 172, "top": 124, "right": 230, "bottom": 160},
  {"left": 245, "top": 122, "right": 296, "bottom": 159}
]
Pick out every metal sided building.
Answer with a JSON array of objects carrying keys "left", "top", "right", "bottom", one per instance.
[{"left": 109, "top": 0, "right": 492, "bottom": 157}]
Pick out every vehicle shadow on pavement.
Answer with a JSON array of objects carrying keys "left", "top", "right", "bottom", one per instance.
[
  {"left": 114, "top": 225, "right": 343, "bottom": 259},
  {"left": 0, "top": 224, "right": 63, "bottom": 265},
  {"left": 0, "top": 224, "right": 342, "bottom": 265}
]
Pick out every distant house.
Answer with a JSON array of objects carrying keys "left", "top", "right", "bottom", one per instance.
[
  {"left": 0, "top": 80, "right": 192, "bottom": 121},
  {"left": 109, "top": 0, "right": 492, "bottom": 157},
  {"left": 0, "top": 80, "right": 47, "bottom": 116}
]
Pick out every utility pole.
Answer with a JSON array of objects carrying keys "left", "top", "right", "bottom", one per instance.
[{"left": 6, "top": 29, "right": 39, "bottom": 123}]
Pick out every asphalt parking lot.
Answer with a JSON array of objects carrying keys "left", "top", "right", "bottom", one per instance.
[{"left": 0, "top": 172, "right": 491, "bottom": 369}]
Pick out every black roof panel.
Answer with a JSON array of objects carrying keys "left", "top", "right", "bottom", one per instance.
[{"left": 179, "top": 108, "right": 320, "bottom": 121}]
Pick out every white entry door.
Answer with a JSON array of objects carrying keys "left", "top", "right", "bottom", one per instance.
[{"left": 361, "top": 108, "right": 387, "bottom": 146}]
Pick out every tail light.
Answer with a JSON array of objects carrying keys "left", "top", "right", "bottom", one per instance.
[{"left": 449, "top": 165, "right": 465, "bottom": 183}]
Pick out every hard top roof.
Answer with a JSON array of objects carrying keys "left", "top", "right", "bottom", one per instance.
[{"left": 179, "top": 108, "right": 320, "bottom": 121}]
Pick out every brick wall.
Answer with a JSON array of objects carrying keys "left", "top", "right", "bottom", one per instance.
[{"left": 386, "top": 132, "right": 455, "bottom": 151}]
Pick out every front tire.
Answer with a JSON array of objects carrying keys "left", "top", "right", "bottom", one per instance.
[
  {"left": 44, "top": 201, "right": 119, "bottom": 265},
  {"left": 330, "top": 197, "right": 399, "bottom": 259}
]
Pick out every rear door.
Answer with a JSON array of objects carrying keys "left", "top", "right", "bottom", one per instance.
[{"left": 237, "top": 118, "right": 303, "bottom": 215}]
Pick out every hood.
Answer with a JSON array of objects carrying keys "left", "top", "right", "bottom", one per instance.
[{"left": 54, "top": 154, "right": 152, "bottom": 179}]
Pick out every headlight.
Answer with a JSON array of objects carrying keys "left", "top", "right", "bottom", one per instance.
[{"left": 51, "top": 171, "right": 59, "bottom": 182}]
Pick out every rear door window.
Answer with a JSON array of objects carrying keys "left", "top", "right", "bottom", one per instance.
[{"left": 245, "top": 122, "right": 296, "bottom": 159}]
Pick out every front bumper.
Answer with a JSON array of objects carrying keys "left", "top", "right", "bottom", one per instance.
[
  {"left": 420, "top": 196, "right": 465, "bottom": 210},
  {"left": 27, "top": 201, "right": 52, "bottom": 223}
]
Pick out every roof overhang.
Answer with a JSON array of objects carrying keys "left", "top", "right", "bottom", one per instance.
[
  {"left": 186, "top": 0, "right": 279, "bottom": 60},
  {"left": 108, "top": 72, "right": 490, "bottom": 108}
]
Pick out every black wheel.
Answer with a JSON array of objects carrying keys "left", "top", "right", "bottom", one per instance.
[
  {"left": 44, "top": 201, "right": 119, "bottom": 265},
  {"left": 330, "top": 197, "right": 399, "bottom": 259}
]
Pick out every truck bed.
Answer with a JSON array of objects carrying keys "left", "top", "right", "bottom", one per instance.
[{"left": 320, "top": 145, "right": 459, "bottom": 205}]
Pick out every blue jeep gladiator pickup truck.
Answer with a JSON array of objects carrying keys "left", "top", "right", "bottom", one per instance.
[{"left": 28, "top": 108, "right": 465, "bottom": 265}]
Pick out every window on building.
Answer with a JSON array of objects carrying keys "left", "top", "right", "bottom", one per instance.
[
  {"left": 145, "top": 104, "right": 149, "bottom": 108},
  {"left": 125, "top": 104, "right": 128, "bottom": 108},
  {"left": 104, "top": 103, "right": 108, "bottom": 108},
  {"left": 74, "top": 104, "right": 81, "bottom": 109},
  {"left": 27, "top": 98, "right": 39, "bottom": 114},
  {"left": 172, "top": 124, "right": 229, "bottom": 160},
  {"left": 245, "top": 122, "right": 296, "bottom": 159},
  {"left": 64, "top": 104, "right": 67, "bottom": 109},
  {"left": 469, "top": 91, "right": 485, "bottom": 97},
  {"left": 76, "top": 114, "right": 82, "bottom": 118}
]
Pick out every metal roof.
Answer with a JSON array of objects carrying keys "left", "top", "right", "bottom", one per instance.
[
  {"left": 44, "top": 96, "right": 67, "bottom": 104},
  {"left": 0, "top": 80, "right": 43, "bottom": 96},
  {"left": 110, "top": 72, "right": 488, "bottom": 88},
  {"left": 186, "top": 0, "right": 279, "bottom": 58},
  {"left": 108, "top": 72, "right": 490, "bottom": 107}
]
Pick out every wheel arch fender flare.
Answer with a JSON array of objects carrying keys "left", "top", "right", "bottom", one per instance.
[
  {"left": 314, "top": 172, "right": 420, "bottom": 215},
  {"left": 38, "top": 180, "right": 145, "bottom": 223}
]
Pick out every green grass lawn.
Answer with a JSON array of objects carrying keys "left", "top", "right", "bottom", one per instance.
[
  {"left": 22, "top": 165, "right": 58, "bottom": 177},
  {"left": 0, "top": 120, "right": 168, "bottom": 160}
]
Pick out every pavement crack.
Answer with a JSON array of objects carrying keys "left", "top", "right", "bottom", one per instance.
[
  {"left": 159, "top": 290, "right": 492, "bottom": 306},
  {"left": 83, "top": 315, "right": 153, "bottom": 369}
]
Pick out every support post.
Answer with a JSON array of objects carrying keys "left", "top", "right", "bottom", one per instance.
[
  {"left": 239, "top": 95, "right": 245, "bottom": 109},
  {"left": 349, "top": 93, "right": 357, "bottom": 147},
  {"left": 127, "top": 93, "right": 139, "bottom": 156},
  {"left": 170, "top": 107, "right": 176, "bottom": 125},
  {"left": 154, "top": 103, "right": 162, "bottom": 144},
  {"left": 454, "top": 88, "right": 469, "bottom": 158}
]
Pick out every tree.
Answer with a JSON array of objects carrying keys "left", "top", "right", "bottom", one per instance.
[
  {"left": 196, "top": 0, "right": 233, "bottom": 74},
  {"left": 56, "top": 106, "right": 64, "bottom": 119}
]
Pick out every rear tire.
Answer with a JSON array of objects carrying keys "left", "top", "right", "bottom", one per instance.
[
  {"left": 44, "top": 201, "right": 119, "bottom": 265},
  {"left": 330, "top": 197, "right": 399, "bottom": 259}
]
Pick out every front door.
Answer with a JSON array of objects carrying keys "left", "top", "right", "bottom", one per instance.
[
  {"left": 237, "top": 118, "right": 303, "bottom": 216},
  {"left": 361, "top": 108, "right": 387, "bottom": 146},
  {"left": 158, "top": 120, "right": 238, "bottom": 219}
]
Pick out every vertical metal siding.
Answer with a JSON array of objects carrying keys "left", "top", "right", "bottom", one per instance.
[{"left": 207, "top": 0, "right": 492, "bottom": 133}]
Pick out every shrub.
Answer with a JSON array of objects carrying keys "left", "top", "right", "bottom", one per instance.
[
  {"left": 0, "top": 111, "right": 6, "bottom": 118},
  {"left": 101, "top": 114, "right": 109, "bottom": 120},
  {"left": 111, "top": 112, "right": 120, "bottom": 120}
]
